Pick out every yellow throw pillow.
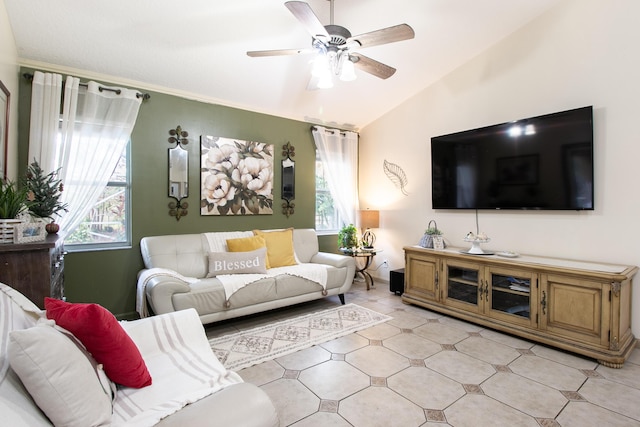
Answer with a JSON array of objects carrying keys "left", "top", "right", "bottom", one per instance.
[
  {"left": 253, "top": 229, "right": 297, "bottom": 268},
  {"left": 226, "top": 235, "right": 269, "bottom": 268}
]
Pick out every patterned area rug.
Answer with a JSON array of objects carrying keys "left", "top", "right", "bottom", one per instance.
[{"left": 209, "top": 304, "right": 391, "bottom": 371}]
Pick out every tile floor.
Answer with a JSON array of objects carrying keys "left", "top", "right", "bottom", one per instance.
[{"left": 205, "top": 280, "right": 640, "bottom": 427}]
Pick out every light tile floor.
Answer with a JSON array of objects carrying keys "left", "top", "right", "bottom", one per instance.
[{"left": 205, "top": 281, "right": 640, "bottom": 427}]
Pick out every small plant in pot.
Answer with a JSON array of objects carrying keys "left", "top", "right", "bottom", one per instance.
[
  {"left": 338, "top": 224, "right": 359, "bottom": 252},
  {"left": 23, "top": 161, "right": 68, "bottom": 233},
  {"left": 0, "top": 179, "right": 29, "bottom": 219},
  {"left": 425, "top": 225, "right": 443, "bottom": 237},
  {"left": 0, "top": 179, "right": 31, "bottom": 243}
]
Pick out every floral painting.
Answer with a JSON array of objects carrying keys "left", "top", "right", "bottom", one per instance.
[{"left": 201, "top": 136, "right": 274, "bottom": 215}]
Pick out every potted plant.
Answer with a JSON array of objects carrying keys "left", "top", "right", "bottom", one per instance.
[
  {"left": 0, "top": 179, "right": 30, "bottom": 243},
  {"left": 419, "top": 220, "right": 445, "bottom": 249},
  {"left": 23, "top": 161, "right": 68, "bottom": 233},
  {"left": 338, "top": 224, "right": 359, "bottom": 252}
]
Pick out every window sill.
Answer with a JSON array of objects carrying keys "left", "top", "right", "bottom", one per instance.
[{"left": 64, "top": 243, "right": 132, "bottom": 253}]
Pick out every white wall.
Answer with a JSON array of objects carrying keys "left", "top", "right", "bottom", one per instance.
[
  {"left": 0, "top": 0, "right": 19, "bottom": 180},
  {"left": 360, "top": 0, "right": 640, "bottom": 333}
]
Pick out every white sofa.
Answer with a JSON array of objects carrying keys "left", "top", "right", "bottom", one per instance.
[
  {"left": 0, "top": 283, "right": 279, "bottom": 427},
  {"left": 138, "top": 229, "right": 356, "bottom": 324}
]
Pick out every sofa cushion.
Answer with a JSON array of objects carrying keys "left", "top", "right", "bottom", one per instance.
[
  {"left": 227, "top": 235, "right": 269, "bottom": 267},
  {"left": 253, "top": 228, "right": 297, "bottom": 268},
  {"left": 207, "top": 247, "right": 268, "bottom": 276},
  {"left": 141, "top": 233, "right": 210, "bottom": 278},
  {"left": 45, "top": 298, "right": 152, "bottom": 388},
  {"left": 8, "top": 322, "right": 113, "bottom": 427}
]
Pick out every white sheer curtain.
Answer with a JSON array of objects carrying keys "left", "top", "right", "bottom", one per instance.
[
  {"left": 28, "top": 71, "right": 63, "bottom": 173},
  {"left": 312, "top": 126, "right": 359, "bottom": 227},
  {"left": 57, "top": 81, "right": 142, "bottom": 234},
  {"left": 28, "top": 73, "right": 142, "bottom": 235}
]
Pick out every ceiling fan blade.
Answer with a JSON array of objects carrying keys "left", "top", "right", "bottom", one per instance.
[
  {"left": 350, "top": 53, "right": 396, "bottom": 79},
  {"left": 348, "top": 24, "right": 415, "bottom": 49},
  {"left": 247, "top": 48, "right": 313, "bottom": 57},
  {"left": 285, "top": 1, "right": 329, "bottom": 39}
]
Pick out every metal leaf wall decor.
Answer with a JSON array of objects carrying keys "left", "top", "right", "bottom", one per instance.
[{"left": 383, "top": 160, "right": 409, "bottom": 196}]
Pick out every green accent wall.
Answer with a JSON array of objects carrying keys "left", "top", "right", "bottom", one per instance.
[{"left": 17, "top": 67, "right": 339, "bottom": 319}]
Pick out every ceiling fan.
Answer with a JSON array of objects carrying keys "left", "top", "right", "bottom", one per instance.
[{"left": 247, "top": 0, "right": 415, "bottom": 88}]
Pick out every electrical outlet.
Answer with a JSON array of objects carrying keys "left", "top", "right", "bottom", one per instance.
[{"left": 382, "top": 259, "right": 389, "bottom": 268}]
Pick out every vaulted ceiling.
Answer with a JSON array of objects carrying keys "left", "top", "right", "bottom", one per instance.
[{"left": 4, "top": 0, "right": 560, "bottom": 130}]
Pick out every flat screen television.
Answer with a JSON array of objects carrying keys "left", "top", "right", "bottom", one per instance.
[{"left": 431, "top": 106, "right": 594, "bottom": 210}]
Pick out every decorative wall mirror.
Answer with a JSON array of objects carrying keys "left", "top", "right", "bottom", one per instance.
[
  {"left": 168, "top": 126, "right": 189, "bottom": 220},
  {"left": 281, "top": 142, "right": 295, "bottom": 217}
]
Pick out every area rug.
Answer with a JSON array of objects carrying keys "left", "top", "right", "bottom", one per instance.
[{"left": 209, "top": 304, "right": 391, "bottom": 371}]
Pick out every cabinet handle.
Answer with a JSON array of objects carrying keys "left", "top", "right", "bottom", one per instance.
[
  {"left": 435, "top": 270, "right": 439, "bottom": 289},
  {"left": 541, "top": 291, "right": 547, "bottom": 315},
  {"left": 485, "top": 281, "right": 489, "bottom": 301}
]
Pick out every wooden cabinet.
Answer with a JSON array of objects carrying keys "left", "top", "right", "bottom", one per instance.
[
  {"left": 0, "top": 234, "right": 65, "bottom": 309},
  {"left": 403, "top": 246, "right": 637, "bottom": 367},
  {"left": 405, "top": 251, "right": 439, "bottom": 301}
]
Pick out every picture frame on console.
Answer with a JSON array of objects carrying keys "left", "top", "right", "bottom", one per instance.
[{"left": 14, "top": 222, "right": 46, "bottom": 244}]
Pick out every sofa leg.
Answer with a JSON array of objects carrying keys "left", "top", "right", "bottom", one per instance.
[{"left": 338, "top": 294, "right": 345, "bottom": 305}]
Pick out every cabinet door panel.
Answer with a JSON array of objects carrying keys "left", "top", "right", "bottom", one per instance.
[
  {"left": 444, "top": 261, "right": 481, "bottom": 313},
  {"left": 487, "top": 266, "right": 537, "bottom": 328},
  {"left": 542, "top": 275, "right": 609, "bottom": 346},
  {"left": 405, "top": 255, "right": 438, "bottom": 301}
]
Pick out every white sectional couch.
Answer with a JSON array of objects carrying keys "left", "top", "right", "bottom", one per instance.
[
  {"left": 0, "top": 283, "right": 279, "bottom": 427},
  {"left": 138, "top": 228, "right": 356, "bottom": 324}
]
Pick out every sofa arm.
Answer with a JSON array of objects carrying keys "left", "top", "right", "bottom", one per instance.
[
  {"left": 310, "top": 251, "right": 356, "bottom": 269},
  {"left": 144, "top": 275, "right": 192, "bottom": 315}
]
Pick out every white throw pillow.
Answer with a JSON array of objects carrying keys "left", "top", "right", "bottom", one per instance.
[
  {"left": 8, "top": 322, "right": 113, "bottom": 427},
  {"left": 207, "top": 247, "right": 268, "bottom": 277}
]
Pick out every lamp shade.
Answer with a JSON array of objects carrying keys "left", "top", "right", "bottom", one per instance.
[{"left": 359, "top": 209, "right": 379, "bottom": 229}]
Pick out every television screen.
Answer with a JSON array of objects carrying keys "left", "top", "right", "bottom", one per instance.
[{"left": 431, "top": 106, "right": 594, "bottom": 210}]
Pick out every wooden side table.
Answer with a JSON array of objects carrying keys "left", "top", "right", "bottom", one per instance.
[
  {"left": 341, "top": 248, "right": 378, "bottom": 290},
  {"left": 0, "top": 233, "right": 65, "bottom": 308}
]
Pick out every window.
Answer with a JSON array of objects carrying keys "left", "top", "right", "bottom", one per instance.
[
  {"left": 315, "top": 150, "right": 343, "bottom": 233},
  {"left": 64, "top": 142, "right": 131, "bottom": 250}
]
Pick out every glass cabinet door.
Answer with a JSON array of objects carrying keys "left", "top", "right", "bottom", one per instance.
[
  {"left": 490, "top": 273, "right": 530, "bottom": 317},
  {"left": 488, "top": 268, "right": 537, "bottom": 327},
  {"left": 445, "top": 263, "right": 480, "bottom": 309}
]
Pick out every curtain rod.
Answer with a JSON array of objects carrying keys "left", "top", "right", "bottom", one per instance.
[
  {"left": 22, "top": 73, "right": 150, "bottom": 101},
  {"left": 310, "top": 125, "right": 350, "bottom": 136}
]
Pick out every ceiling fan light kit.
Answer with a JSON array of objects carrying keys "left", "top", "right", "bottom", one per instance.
[{"left": 247, "top": 0, "right": 415, "bottom": 90}]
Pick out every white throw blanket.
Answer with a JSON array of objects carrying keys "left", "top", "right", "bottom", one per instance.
[
  {"left": 217, "top": 263, "right": 329, "bottom": 306},
  {"left": 113, "top": 309, "right": 243, "bottom": 426},
  {"left": 268, "top": 263, "right": 328, "bottom": 290},
  {"left": 204, "top": 231, "right": 254, "bottom": 253},
  {"left": 136, "top": 268, "right": 198, "bottom": 318}
]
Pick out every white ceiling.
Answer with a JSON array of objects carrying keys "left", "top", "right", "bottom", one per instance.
[{"left": 5, "top": 0, "right": 561, "bottom": 130}]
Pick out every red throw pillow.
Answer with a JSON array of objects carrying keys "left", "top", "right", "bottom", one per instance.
[{"left": 45, "top": 298, "right": 152, "bottom": 388}]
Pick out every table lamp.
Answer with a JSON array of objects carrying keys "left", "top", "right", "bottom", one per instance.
[{"left": 359, "top": 209, "right": 379, "bottom": 248}]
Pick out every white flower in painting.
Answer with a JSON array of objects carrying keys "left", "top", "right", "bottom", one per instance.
[
  {"left": 249, "top": 141, "right": 267, "bottom": 154},
  {"left": 202, "top": 173, "right": 236, "bottom": 206},
  {"left": 206, "top": 144, "right": 239, "bottom": 171},
  {"left": 239, "top": 157, "right": 273, "bottom": 196}
]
